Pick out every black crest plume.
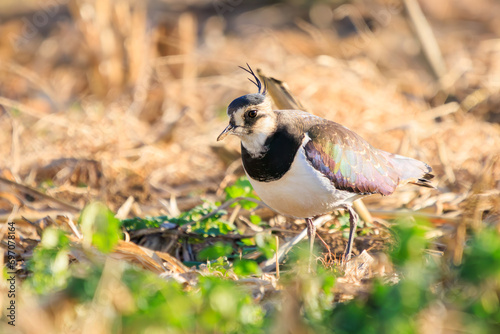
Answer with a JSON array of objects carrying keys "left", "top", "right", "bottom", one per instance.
[{"left": 239, "top": 63, "right": 267, "bottom": 95}]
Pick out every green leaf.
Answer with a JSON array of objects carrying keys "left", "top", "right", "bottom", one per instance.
[
  {"left": 24, "top": 228, "right": 71, "bottom": 294},
  {"left": 460, "top": 228, "right": 500, "bottom": 283},
  {"left": 255, "top": 233, "right": 277, "bottom": 259},
  {"left": 249, "top": 214, "right": 262, "bottom": 225},
  {"left": 239, "top": 238, "right": 255, "bottom": 246},
  {"left": 233, "top": 259, "right": 262, "bottom": 276},
  {"left": 122, "top": 216, "right": 170, "bottom": 231},
  {"left": 40, "top": 227, "right": 70, "bottom": 249},
  {"left": 197, "top": 242, "right": 233, "bottom": 261},
  {"left": 224, "top": 177, "right": 260, "bottom": 210},
  {"left": 390, "top": 219, "right": 430, "bottom": 266},
  {"left": 80, "top": 202, "right": 122, "bottom": 253}
]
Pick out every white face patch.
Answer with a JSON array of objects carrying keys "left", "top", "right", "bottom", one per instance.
[
  {"left": 241, "top": 113, "right": 277, "bottom": 157},
  {"left": 225, "top": 98, "right": 277, "bottom": 158},
  {"left": 255, "top": 114, "right": 277, "bottom": 135},
  {"left": 230, "top": 109, "right": 245, "bottom": 127}
]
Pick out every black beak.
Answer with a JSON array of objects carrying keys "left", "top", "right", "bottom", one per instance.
[{"left": 217, "top": 124, "right": 236, "bottom": 141}]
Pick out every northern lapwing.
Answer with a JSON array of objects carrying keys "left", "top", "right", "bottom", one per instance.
[{"left": 217, "top": 64, "right": 434, "bottom": 266}]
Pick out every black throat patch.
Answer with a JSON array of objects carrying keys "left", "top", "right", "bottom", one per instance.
[{"left": 242, "top": 126, "right": 303, "bottom": 182}]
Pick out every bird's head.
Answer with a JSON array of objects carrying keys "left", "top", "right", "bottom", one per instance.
[
  {"left": 217, "top": 93, "right": 276, "bottom": 141},
  {"left": 217, "top": 65, "right": 277, "bottom": 156}
]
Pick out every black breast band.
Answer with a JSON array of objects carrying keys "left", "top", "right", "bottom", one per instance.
[{"left": 242, "top": 127, "right": 303, "bottom": 182}]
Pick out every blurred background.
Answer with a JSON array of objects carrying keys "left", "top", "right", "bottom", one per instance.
[
  {"left": 1, "top": 0, "right": 500, "bottom": 332},
  {"left": 0, "top": 0, "right": 499, "bottom": 218}
]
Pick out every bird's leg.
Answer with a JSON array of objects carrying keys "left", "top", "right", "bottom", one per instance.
[
  {"left": 305, "top": 217, "right": 316, "bottom": 272},
  {"left": 344, "top": 206, "right": 359, "bottom": 261}
]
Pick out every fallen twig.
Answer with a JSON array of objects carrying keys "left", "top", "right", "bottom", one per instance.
[{"left": 0, "top": 176, "right": 81, "bottom": 213}]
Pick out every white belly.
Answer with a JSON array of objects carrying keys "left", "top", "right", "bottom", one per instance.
[{"left": 245, "top": 146, "right": 361, "bottom": 218}]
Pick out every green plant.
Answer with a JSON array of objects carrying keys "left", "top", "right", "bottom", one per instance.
[
  {"left": 225, "top": 177, "right": 260, "bottom": 210},
  {"left": 80, "top": 202, "right": 122, "bottom": 253},
  {"left": 123, "top": 201, "right": 235, "bottom": 237},
  {"left": 24, "top": 228, "right": 71, "bottom": 294},
  {"left": 197, "top": 242, "right": 233, "bottom": 262},
  {"left": 18, "top": 195, "right": 500, "bottom": 333}
]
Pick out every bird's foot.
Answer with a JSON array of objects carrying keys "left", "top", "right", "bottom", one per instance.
[
  {"left": 306, "top": 217, "right": 316, "bottom": 273},
  {"left": 344, "top": 206, "right": 359, "bottom": 262}
]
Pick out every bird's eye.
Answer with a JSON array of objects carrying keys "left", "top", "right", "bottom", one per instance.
[{"left": 247, "top": 110, "right": 257, "bottom": 118}]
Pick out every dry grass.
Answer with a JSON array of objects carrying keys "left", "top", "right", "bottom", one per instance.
[{"left": 0, "top": 0, "right": 499, "bottom": 330}]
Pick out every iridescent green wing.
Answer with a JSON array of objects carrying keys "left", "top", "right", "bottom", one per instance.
[{"left": 304, "top": 122, "right": 399, "bottom": 195}]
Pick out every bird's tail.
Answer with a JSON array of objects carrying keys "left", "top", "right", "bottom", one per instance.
[{"left": 385, "top": 153, "right": 435, "bottom": 189}]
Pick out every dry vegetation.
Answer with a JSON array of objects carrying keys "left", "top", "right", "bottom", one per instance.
[{"left": 0, "top": 0, "right": 499, "bottom": 332}]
